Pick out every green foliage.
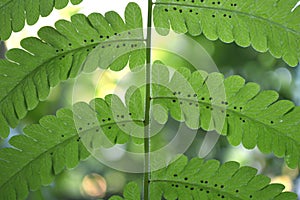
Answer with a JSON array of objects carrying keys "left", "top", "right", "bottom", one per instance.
[
  {"left": 0, "top": 2, "right": 145, "bottom": 138},
  {"left": 152, "top": 62, "right": 300, "bottom": 168},
  {"left": 153, "top": 0, "right": 300, "bottom": 66},
  {"left": 0, "top": 108, "right": 90, "bottom": 200},
  {"left": 0, "top": 0, "right": 83, "bottom": 40},
  {"left": 0, "top": 0, "right": 299, "bottom": 199},
  {"left": 150, "top": 155, "right": 297, "bottom": 200}
]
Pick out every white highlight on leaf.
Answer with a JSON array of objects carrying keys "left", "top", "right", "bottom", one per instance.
[{"left": 291, "top": 1, "right": 300, "bottom": 12}]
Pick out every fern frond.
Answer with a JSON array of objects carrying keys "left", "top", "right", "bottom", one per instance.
[
  {"left": 153, "top": 0, "right": 300, "bottom": 66},
  {"left": 0, "top": 108, "right": 90, "bottom": 200},
  {"left": 0, "top": 87, "right": 144, "bottom": 199},
  {"left": 0, "top": 2, "right": 145, "bottom": 138},
  {"left": 150, "top": 155, "right": 297, "bottom": 200},
  {"left": 151, "top": 62, "right": 300, "bottom": 168},
  {"left": 0, "top": 0, "right": 83, "bottom": 40}
]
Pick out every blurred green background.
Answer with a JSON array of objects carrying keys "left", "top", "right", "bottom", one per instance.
[{"left": 0, "top": 1, "right": 300, "bottom": 199}]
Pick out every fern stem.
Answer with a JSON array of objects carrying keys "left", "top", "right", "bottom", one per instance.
[{"left": 144, "top": 0, "right": 153, "bottom": 199}]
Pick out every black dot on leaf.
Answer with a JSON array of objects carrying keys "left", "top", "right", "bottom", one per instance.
[
  {"left": 220, "top": 185, "right": 224, "bottom": 188},
  {"left": 249, "top": 195, "right": 253, "bottom": 198},
  {"left": 56, "top": 50, "right": 59, "bottom": 52},
  {"left": 175, "top": 185, "right": 179, "bottom": 187},
  {"left": 196, "top": 104, "right": 199, "bottom": 107},
  {"left": 229, "top": 15, "right": 232, "bottom": 18},
  {"left": 79, "top": 127, "right": 82, "bottom": 131},
  {"left": 121, "top": 115, "right": 124, "bottom": 118},
  {"left": 200, "top": 188, "right": 203, "bottom": 191},
  {"left": 221, "top": 195, "right": 225, "bottom": 198},
  {"left": 180, "top": 101, "right": 183, "bottom": 104},
  {"left": 185, "top": 185, "right": 188, "bottom": 188},
  {"left": 234, "top": 106, "right": 237, "bottom": 109},
  {"left": 184, "top": 177, "right": 188, "bottom": 180},
  {"left": 189, "top": 103, "right": 193, "bottom": 106},
  {"left": 271, "top": 121, "right": 274, "bottom": 124},
  {"left": 223, "top": 14, "right": 227, "bottom": 17},
  {"left": 212, "top": 14, "right": 215, "bottom": 17},
  {"left": 206, "top": 191, "right": 210, "bottom": 194},
  {"left": 61, "top": 135, "right": 64, "bottom": 137},
  {"left": 217, "top": 1, "right": 220, "bottom": 4},
  {"left": 106, "top": 36, "right": 110, "bottom": 39},
  {"left": 172, "top": 100, "right": 176, "bottom": 103},
  {"left": 69, "top": 43, "right": 72, "bottom": 46},
  {"left": 96, "top": 129, "right": 99, "bottom": 132},
  {"left": 190, "top": 9, "right": 193, "bottom": 12},
  {"left": 200, "top": 180, "right": 204, "bottom": 183},
  {"left": 190, "top": 187, "right": 194, "bottom": 190},
  {"left": 84, "top": 39, "right": 87, "bottom": 42},
  {"left": 201, "top": 97, "right": 205, "bottom": 100},
  {"left": 236, "top": 190, "right": 239, "bottom": 193},
  {"left": 100, "top": 35, "right": 103, "bottom": 38},
  {"left": 108, "top": 118, "right": 111, "bottom": 121},
  {"left": 102, "top": 119, "right": 105, "bottom": 122},
  {"left": 174, "top": 174, "right": 178, "bottom": 177},
  {"left": 91, "top": 39, "right": 94, "bottom": 42},
  {"left": 50, "top": 152, "right": 53, "bottom": 155},
  {"left": 173, "top": 7, "right": 177, "bottom": 10},
  {"left": 171, "top": 184, "right": 174, "bottom": 186},
  {"left": 205, "top": 181, "right": 208, "bottom": 184},
  {"left": 165, "top": 8, "right": 168, "bottom": 12},
  {"left": 187, "top": 94, "right": 191, "bottom": 97},
  {"left": 214, "top": 184, "right": 218, "bottom": 187},
  {"left": 191, "top": 0, "right": 195, "bottom": 2},
  {"left": 129, "top": 113, "right": 132, "bottom": 116},
  {"left": 108, "top": 127, "right": 111, "bottom": 129},
  {"left": 212, "top": 2, "right": 215, "bottom": 4}
]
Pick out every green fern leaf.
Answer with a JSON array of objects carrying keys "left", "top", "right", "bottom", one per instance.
[
  {"left": 74, "top": 87, "right": 145, "bottom": 145},
  {"left": 0, "top": 2, "right": 145, "bottom": 138},
  {"left": 150, "top": 155, "right": 297, "bottom": 200},
  {"left": 153, "top": 0, "right": 300, "bottom": 66},
  {"left": 151, "top": 62, "right": 300, "bottom": 168},
  {"left": 0, "top": 0, "right": 83, "bottom": 40},
  {"left": 0, "top": 87, "right": 144, "bottom": 199},
  {"left": 0, "top": 108, "right": 90, "bottom": 200}
]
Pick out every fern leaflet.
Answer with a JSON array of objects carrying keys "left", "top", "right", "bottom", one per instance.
[
  {"left": 0, "top": 87, "right": 144, "bottom": 199},
  {"left": 0, "top": 108, "right": 90, "bottom": 200},
  {"left": 0, "top": 2, "right": 145, "bottom": 138},
  {"left": 151, "top": 62, "right": 300, "bottom": 168},
  {"left": 153, "top": 0, "right": 300, "bottom": 66},
  {"left": 150, "top": 155, "right": 297, "bottom": 200},
  {"left": 0, "top": 0, "right": 83, "bottom": 40}
]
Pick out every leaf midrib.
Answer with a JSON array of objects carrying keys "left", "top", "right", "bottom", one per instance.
[
  {"left": 152, "top": 96, "right": 299, "bottom": 147},
  {"left": 150, "top": 179, "right": 243, "bottom": 200},
  {"left": 0, "top": 38, "right": 146, "bottom": 124},
  {"left": 154, "top": 2, "right": 299, "bottom": 35}
]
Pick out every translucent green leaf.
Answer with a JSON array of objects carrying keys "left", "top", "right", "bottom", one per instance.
[
  {"left": 0, "top": 3, "right": 145, "bottom": 138},
  {"left": 150, "top": 155, "right": 297, "bottom": 200},
  {"left": 0, "top": 108, "right": 89, "bottom": 200},
  {"left": 153, "top": 0, "right": 300, "bottom": 66},
  {"left": 0, "top": 0, "right": 83, "bottom": 40},
  {"left": 151, "top": 62, "right": 300, "bottom": 168}
]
